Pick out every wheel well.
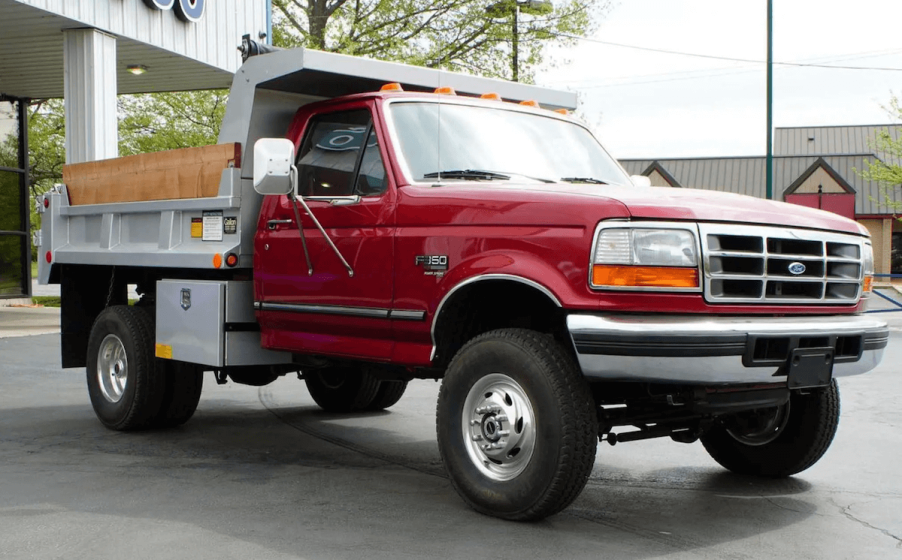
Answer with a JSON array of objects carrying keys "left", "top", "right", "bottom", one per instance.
[
  {"left": 59, "top": 264, "right": 247, "bottom": 368},
  {"left": 432, "top": 280, "right": 569, "bottom": 369}
]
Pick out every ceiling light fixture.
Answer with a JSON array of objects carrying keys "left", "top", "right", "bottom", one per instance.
[{"left": 127, "top": 65, "right": 148, "bottom": 75}]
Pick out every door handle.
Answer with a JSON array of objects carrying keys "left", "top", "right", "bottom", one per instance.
[{"left": 267, "top": 219, "right": 293, "bottom": 230}]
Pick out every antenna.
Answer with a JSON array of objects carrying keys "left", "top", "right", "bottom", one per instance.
[{"left": 437, "top": 43, "right": 443, "bottom": 184}]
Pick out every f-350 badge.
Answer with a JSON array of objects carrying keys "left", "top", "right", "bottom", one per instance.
[{"left": 415, "top": 255, "right": 448, "bottom": 277}]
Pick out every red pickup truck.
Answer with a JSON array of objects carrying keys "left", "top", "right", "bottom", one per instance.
[{"left": 37, "top": 47, "right": 888, "bottom": 521}]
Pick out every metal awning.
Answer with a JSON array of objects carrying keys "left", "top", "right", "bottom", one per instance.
[{"left": 0, "top": 0, "right": 235, "bottom": 98}]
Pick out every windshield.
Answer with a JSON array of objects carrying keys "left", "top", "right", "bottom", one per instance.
[{"left": 387, "top": 101, "right": 631, "bottom": 186}]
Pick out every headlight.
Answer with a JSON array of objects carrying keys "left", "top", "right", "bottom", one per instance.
[{"left": 591, "top": 223, "right": 700, "bottom": 290}]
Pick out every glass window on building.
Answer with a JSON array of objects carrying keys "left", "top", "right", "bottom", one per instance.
[
  {"left": 0, "top": 97, "right": 29, "bottom": 299},
  {"left": 892, "top": 231, "right": 902, "bottom": 276}
]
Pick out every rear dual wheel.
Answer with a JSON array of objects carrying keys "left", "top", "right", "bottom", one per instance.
[
  {"left": 305, "top": 367, "right": 408, "bottom": 412},
  {"left": 86, "top": 306, "right": 202, "bottom": 431}
]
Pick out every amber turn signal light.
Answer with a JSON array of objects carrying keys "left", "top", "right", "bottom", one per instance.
[
  {"left": 863, "top": 275, "right": 874, "bottom": 293},
  {"left": 592, "top": 265, "right": 699, "bottom": 289}
]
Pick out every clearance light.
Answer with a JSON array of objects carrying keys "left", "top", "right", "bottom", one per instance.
[
  {"left": 225, "top": 253, "right": 239, "bottom": 267},
  {"left": 554, "top": 108, "right": 569, "bottom": 115},
  {"left": 519, "top": 100, "right": 540, "bottom": 108},
  {"left": 862, "top": 244, "right": 875, "bottom": 294},
  {"left": 480, "top": 92, "right": 502, "bottom": 100},
  {"left": 45, "top": 251, "right": 52, "bottom": 264},
  {"left": 592, "top": 265, "right": 699, "bottom": 289},
  {"left": 434, "top": 86, "right": 457, "bottom": 95},
  {"left": 212, "top": 253, "right": 223, "bottom": 269},
  {"left": 43, "top": 197, "right": 50, "bottom": 208},
  {"left": 380, "top": 82, "right": 403, "bottom": 92}
]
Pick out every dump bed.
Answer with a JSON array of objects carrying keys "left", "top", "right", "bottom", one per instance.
[{"left": 37, "top": 47, "right": 576, "bottom": 284}]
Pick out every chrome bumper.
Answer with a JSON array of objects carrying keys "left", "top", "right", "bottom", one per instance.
[{"left": 567, "top": 314, "right": 889, "bottom": 385}]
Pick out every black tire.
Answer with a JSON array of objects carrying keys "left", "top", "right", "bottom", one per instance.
[
  {"left": 436, "top": 328, "right": 598, "bottom": 521},
  {"left": 304, "top": 366, "right": 380, "bottom": 412},
  {"left": 365, "top": 380, "right": 408, "bottom": 411},
  {"left": 151, "top": 360, "right": 203, "bottom": 428},
  {"left": 86, "top": 306, "right": 165, "bottom": 431},
  {"left": 701, "top": 380, "right": 841, "bottom": 477}
]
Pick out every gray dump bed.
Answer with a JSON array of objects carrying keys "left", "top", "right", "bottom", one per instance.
[{"left": 37, "top": 48, "right": 576, "bottom": 284}]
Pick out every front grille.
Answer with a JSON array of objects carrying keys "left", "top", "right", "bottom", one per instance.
[{"left": 700, "top": 224, "right": 865, "bottom": 304}]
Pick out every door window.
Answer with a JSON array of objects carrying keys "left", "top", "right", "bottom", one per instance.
[{"left": 296, "top": 109, "right": 386, "bottom": 197}]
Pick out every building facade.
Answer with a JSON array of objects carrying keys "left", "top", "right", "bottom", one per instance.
[
  {"left": 621, "top": 125, "right": 902, "bottom": 276},
  {"left": 0, "top": 0, "right": 269, "bottom": 302}
]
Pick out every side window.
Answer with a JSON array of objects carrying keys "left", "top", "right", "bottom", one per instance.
[
  {"left": 296, "top": 109, "right": 386, "bottom": 198},
  {"left": 356, "top": 128, "right": 386, "bottom": 196}
]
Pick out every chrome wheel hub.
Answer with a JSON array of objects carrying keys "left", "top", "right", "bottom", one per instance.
[
  {"left": 727, "top": 401, "right": 791, "bottom": 446},
  {"left": 461, "top": 373, "right": 536, "bottom": 481},
  {"left": 97, "top": 334, "right": 128, "bottom": 403}
]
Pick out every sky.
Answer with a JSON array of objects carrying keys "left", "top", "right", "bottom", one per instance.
[{"left": 535, "top": 0, "right": 902, "bottom": 159}]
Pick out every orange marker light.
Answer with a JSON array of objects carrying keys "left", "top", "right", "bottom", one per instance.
[
  {"left": 480, "top": 92, "right": 501, "bottom": 100},
  {"left": 213, "top": 254, "right": 223, "bottom": 269},
  {"left": 519, "top": 100, "right": 540, "bottom": 108},
  {"left": 592, "top": 265, "right": 699, "bottom": 289},
  {"left": 380, "top": 82, "right": 403, "bottom": 92},
  {"left": 434, "top": 86, "right": 457, "bottom": 95},
  {"left": 863, "top": 275, "right": 874, "bottom": 293},
  {"left": 554, "top": 108, "right": 569, "bottom": 115}
]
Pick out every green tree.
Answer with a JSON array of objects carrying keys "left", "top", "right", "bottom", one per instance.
[
  {"left": 858, "top": 96, "right": 902, "bottom": 200},
  {"left": 118, "top": 90, "right": 227, "bottom": 156},
  {"left": 273, "top": 0, "right": 605, "bottom": 83}
]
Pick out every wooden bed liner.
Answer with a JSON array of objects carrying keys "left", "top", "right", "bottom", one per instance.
[{"left": 62, "top": 143, "right": 241, "bottom": 205}]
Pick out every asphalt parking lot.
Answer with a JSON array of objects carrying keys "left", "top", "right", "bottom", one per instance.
[{"left": 0, "top": 306, "right": 900, "bottom": 559}]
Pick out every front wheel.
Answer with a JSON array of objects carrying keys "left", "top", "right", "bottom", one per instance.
[
  {"left": 701, "top": 380, "right": 841, "bottom": 477},
  {"left": 436, "top": 329, "right": 598, "bottom": 521}
]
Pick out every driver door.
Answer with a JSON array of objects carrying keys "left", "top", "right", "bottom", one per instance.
[{"left": 255, "top": 103, "right": 396, "bottom": 361}]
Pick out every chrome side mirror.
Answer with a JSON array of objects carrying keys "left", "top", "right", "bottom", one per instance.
[{"left": 253, "top": 138, "right": 296, "bottom": 195}]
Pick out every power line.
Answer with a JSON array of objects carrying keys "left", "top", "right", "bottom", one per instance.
[
  {"left": 555, "top": 47, "right": 902, "bottom": 85},
  {"left": 553, "top": 32, "right": 902, "bottom": 72}
]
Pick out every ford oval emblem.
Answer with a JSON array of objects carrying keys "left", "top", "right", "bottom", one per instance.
[{"left": 788, "top": 262, "right": 806, "bottom": 275}]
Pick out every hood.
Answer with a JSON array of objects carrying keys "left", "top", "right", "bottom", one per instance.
[{"left": 505, "top": 183, "right": 865, "bottom": 236}]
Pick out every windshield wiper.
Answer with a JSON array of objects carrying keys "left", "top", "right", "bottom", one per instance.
[
  {"left": 423, "top": 169, "right": 511, "bottom": 181},
  {"left": 423, "top": 169, "right": 557, "bottom": 184},
  {"left": 560, "top": 177, "right": 608, "bottom": 185}
]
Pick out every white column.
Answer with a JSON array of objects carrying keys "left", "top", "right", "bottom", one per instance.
[{"left": 63, "top": 29, "right": 118, "bottom": 164}]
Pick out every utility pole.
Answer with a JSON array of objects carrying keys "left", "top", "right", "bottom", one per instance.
[
  {"left": 486, "top": 1, "right": 552, "bottom": 83},
  {"left": 512, "top": 4, "right": 520, "bottom": 82},
  {"left": 766, "top": 0, "right": 773, "bottom": 200}
]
